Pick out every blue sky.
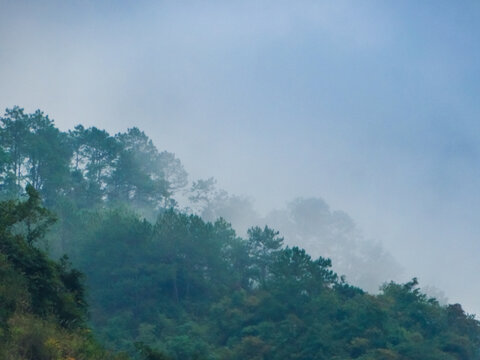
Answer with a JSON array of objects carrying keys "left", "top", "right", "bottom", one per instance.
[{"left": 1, "top": 0, "right": 480, "bottom": 313}]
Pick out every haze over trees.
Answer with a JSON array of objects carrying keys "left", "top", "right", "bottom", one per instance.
[
  {"left": 0, "top": 106, "right": 399, "bottom": 291},
  {"left": 187, "top": 179, "right": 402, "bottom": 292},
  {"left": 1, "top": 107, "right": 480, "bottom": 359}
]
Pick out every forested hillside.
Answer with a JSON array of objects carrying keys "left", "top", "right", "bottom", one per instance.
[
  {"left": 0, "top": 186, "right": 126, "bottom": 359},
  {"left": 1, "top": 107, "right": 480, "bottom": 360}
]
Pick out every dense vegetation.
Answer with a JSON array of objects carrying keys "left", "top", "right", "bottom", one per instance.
[
  {"left": 0, "top": 186, "right": 126, "bottom": 359},
  {"left": 1, "top": 107, "right": 480, "bottom": 359}
]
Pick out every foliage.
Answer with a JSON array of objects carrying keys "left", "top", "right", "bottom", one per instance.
[
  {"left": 1, "top": 106, "right": 480, "bottom": 359},
  {"left": 0, "top": 107, "right": 188, "bottom": 210},
  {"left": 0, "top": 187, "right": 125, "bottom": 359},
  {"left": 57, "top": 207, "right": 480, "bottom": 360}
]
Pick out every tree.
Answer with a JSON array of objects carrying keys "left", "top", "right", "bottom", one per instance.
[
  {"left": 157, "top": 151, "right": 188, "bottom": 196},
  {"left": 110, "top": 128, "right": 170, "bottom": 209},
  {"left": 0, "top": 106, "right": 30, "bottom": 195},
  {"left": 246, "top": 226, "right": 283, "bottom": 287},
  {"left": 67, "top": 126, "right": 119, "bottom": 206},
  {"left": 25, "top": 110, "right": 72, "bottom": 204},
  {"left": 271, "top": 247, "right": 337, "bottom": 300}
]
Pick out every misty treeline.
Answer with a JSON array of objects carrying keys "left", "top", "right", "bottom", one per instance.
[
  {"left": 194, "top": 186, "right": 402, "bottom": 292},
  {"left": 0, "top": 106, "right": 187, "bottom": 210},
  {"left": 1, "top": 107, "right": 480, "bottom": 360},
  {"left": 0, "top": 106, "right": 399, "bottom": 291}
]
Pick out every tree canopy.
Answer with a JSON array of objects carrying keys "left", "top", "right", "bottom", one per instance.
[{"left": 1, "top": 107, "right": 479, "bottom": 360}]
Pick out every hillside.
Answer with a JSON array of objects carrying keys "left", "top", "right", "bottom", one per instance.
[
  {"left": 1, "top": 107, "right": 479, "bottom": 360},
  {"left": 0, "top": 186, "right": 125, "bottom": 359}
]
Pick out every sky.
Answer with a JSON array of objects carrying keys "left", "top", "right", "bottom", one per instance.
[{"left": 1, "top": 0, "right": 480, "bottom": 314}]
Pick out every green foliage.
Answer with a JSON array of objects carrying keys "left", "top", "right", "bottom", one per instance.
[
  {"left": 2, "top": 106, "right": 480, "bottom": 359},
  {"left": 56, "top": 204, "right": 480, "bottom": 359},
  {"left": 135, "top": 342, "right": 171, "bottom": 360},
  {"left": 0, "top": 107, "right": 188, "bottom": 210},
  {"left": 0, "top": 186, "right": 85, "bottom": 326},
  {"left": 0, "top": 187, "right": 125, "bottom": 359}
]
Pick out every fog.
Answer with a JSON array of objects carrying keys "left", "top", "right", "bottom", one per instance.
[
  {"left": 1, "top": 1, "right": 480, "bottom": 314},
  {"left": 190, "top": 184, "right": 403, "bottom": 292}
]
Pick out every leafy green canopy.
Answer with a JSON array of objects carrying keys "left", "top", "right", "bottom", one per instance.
[
  {"left": 0, "top": 107, "right": 187, "bottom": 210},
  {"left": 0, "top": 185, "right": 85, "bottom": 327},
  {"left": 59, "top": 208, "right": 480, "bottom": 360},
  {"left": 0, "top": 186, "right": 128, "bottom": 359},
  {"left": 1, "top": 106, "right": 480, "bottom": 360}
]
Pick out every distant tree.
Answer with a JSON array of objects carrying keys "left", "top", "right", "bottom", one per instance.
[
  {"left": 25, "top": 110, "right": 72, "bottom": 204},
  {"left": 264, "top": 197, "right": 402, "bottom": 292},
  {"left": 67, "top": 126, "right": 119, "bottom": 205},
  {"left": 0, "top": 106, "right": 30, "bottom": 195},
  {"left": 187, "top": 177, "right": 217, "bottom": 214},
  {"left": 187, "top": 178, "right": 259, "bottom": 235},
  {"left": 247, "top": 226, "right": 283, "bottom": 287},
  {"left": 271, "top": 247, "right": 337, "bottom": 299},
  {"left": 110, "top": 128, "right": 171, "bottom": 209},
  {"left": 157, "top": 150, "right": 188, "bottom": 196}
]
